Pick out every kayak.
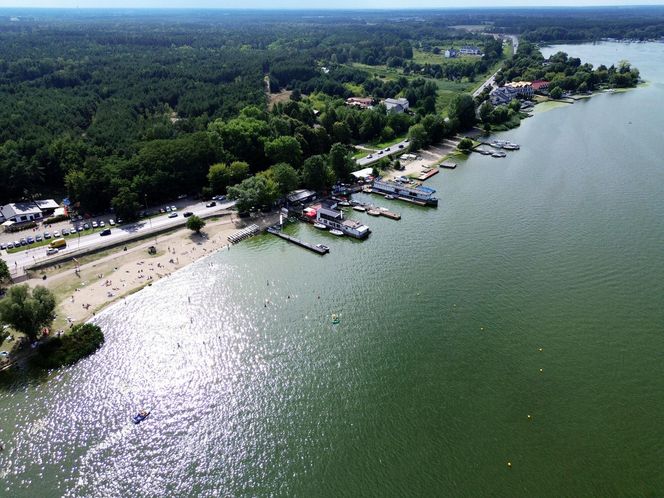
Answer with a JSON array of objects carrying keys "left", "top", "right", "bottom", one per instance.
[{"left": 133, "top": 411, "right": 150, "bottom": 424}]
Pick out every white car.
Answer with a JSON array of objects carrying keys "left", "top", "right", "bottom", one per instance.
[
  {"left": 53, "top": 231, "right": 60, "bottom": 237},
  {"left": 92, "top": 221, "right": 99, "bottom": 228},
  {"left": 170, "top": 205, "right": 177, "bottom": 211},
  {"left": 46, "top": 248, "right": 59, "bottom": 255},
  {"left": 109, "top": 219, "right": 116, "bottom": 226},
  {"left": 99, "top": 221, "right": 105, "bottom": 227},
  {"left": 165, "top": 206, "right": 171, "bottom": 212},
  {"left": 168, "top": 212, "right": 178, "bottom": 218}
]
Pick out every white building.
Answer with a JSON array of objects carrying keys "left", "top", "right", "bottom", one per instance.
[
  {"left": 0, "top": 199, "right": 59, "bottom": 224},
  {"left": 383, "top": 98, "right": 410, "bottom": 114}
]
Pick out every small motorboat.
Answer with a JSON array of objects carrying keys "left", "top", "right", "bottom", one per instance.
[
  {"left": 133, "top": 410, "right": 150, "bottom": 424},
  {"left": 329, "top": 229, "right": 344, "bottom": 236},
  {"left": 316, "top": 244, "right": 330, "bottom": 252},
  {"left": 331, "top": 313, "right": 340, "bottom": 325},
  {"left": 338, "top": 201, "right": 351, "bottom": 207},
  {"left": 491, "top": 151, "right": 507, "bottom": 158},
  {"left": 313, "top": 223, "right": 327, "bottom": 230},
  {"left": 367, "top": 209, "right": 380, "bottom": 216},
  {"left": 384, "top": 195, "right": 395, "bottom": 200},
  {"left": 353, "top": 206, "right": 366, "bottom": 212}
]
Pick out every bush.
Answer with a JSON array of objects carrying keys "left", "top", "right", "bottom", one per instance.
[
  {"left": 44, "top": 214, "right": 69, "bottom": 224},
  {"left": 35, "top": 323, "right": 105, "bottom": 369}
]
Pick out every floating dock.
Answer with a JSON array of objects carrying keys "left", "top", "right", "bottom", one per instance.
[
  {"left": 228, "top": 224, "right": 261, "bottom": 244},
  {"left": 418, "top": 167, "right": 440, "bottom": 180},
  {"left": 379, "top": 210, "right": 401, "bottom": 220},
  {"left": 441, "top": 162, "right": 457, "bottom": 169},
  {"left": 267, "top": 227, "right": 329, "bottom": 255}
]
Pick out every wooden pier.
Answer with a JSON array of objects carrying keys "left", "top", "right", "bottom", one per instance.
[
  {"left": 418, "top": 167, "right": 440, "bottom": 180},
  {"left": 379, "top": 210, "right": 401, "bottom": 220},
  {"left": 227, "top": 224, "right": 261, "bottom": 244},
  {"left": 267, "top": 227, "right": 329, "bottom": 255}
]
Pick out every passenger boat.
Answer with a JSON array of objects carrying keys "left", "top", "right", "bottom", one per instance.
[
  {"left": 329, "top": 229, "right": 344, "bottom": 236},
  {"left": 313, "top": 223, "right": 327, "bottom": 230},
  {"left": 133, "top": 410, "right": 150, "bottom": 424},
  {"left": 353, "top": 206, "right": 366, "bottom": 212}
]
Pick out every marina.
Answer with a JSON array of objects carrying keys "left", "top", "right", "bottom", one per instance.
[{"left": 267, "top": 226, "right": 329, "bottom": 254}]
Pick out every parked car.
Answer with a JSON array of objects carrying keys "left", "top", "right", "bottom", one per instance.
[
  {"left": 99, "top": 221, "right": 105, "bottom": 227},
  {"left": 206, "top": 201, "right": 216, "bottom": 207},
  {"left": 14, "top": 240, "right": 20, "bottom": 247},
  {"left": 83, "top": 223, "right": 90, "bottom": 230},
  {"left": 46, "top": 248, "right": 59, "bottom": 255},
  {"left": 53, "top": 231, "right": 60, "bottom": 238},
  {"left": 92, "top": 221, "right": 98, "bottom": 228},
  {"left": 77, "top": 226, "right": 84, "bottom": 232},
  {"left": 159, "top": 208, "right": 165, "bottom": 213},
  {"left": 35, "top": 234, "right": 43, "bottom": 242},
  {"left": 168, "top": 212, "right": 178, "bottom": 218},
  {"left": 19, "top": 238, "right": 27, "bottom": 246},
  {"left": 27, "top": 236, "right": 35, "bottom": 244},
  {"left": 109, "top": 219, "right": 115, "bottom": 226},
  {"left": 100, "top": 229, "right": 112, "bottom": 236},
  {"left": 6, "top": 242, "right": 13, "bottom": 249},
  {"left": 44, "top": 232, "right": 51, "bottom": 239},
  {"left": 170, "top": 205, "right": 177, "bottom": 211},
  {"left": 116, "top": 218, "right": 123, "bottom": 224},
  {"left": 367, "top": 154, "right": 373, "bottom": 159},
  {"left": 61, "top": 228, "right": 69, "bottom": 236},
  {"left": 0, "top": 243, "right": 6, "bottom": 250},
  {"left": 183, "top": 211, "right": 194, "bottom": 218},
  {"left": 165, "top": 206, "right": 171, "bottom": 212},
  {"left": 398, "top": 144, "right": 404, "bottom": 149}
]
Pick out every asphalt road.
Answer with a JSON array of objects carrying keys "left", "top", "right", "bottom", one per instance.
[
  {"left": 472, "top": 35, "right": 519, "bottom": 99},
  {"left": 2, "top": 200, "right": 235, "bottom": 276},
  {"left": 355, "top": 138, "right": 411, "bottom": 167}
]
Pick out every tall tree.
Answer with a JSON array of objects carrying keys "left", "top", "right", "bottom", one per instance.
[
  {"left": 0, "top": 285, "right": 56, "bottom": 341},
  {"left": 449, "top": 94, "right": 477, "bottom": 130}
]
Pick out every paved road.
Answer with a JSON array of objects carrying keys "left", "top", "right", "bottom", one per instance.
[
  {"left": 356, "top": 138, "right": 410, "bottom": 168},
  {"left": 2, "top": 200, "right": 235, "bottom": 276},
  {"left": 472, "top": 35, "right": 519, "bottom": 99}
]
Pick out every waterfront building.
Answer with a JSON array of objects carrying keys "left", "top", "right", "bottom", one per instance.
[
  {"left": 371, "top": 179, "right": 439, "bottom": 206},
  {"left": 312, "top": 204, "right": 371, "bottom": 239},
  {"left": 383, "top": 98, "right": 410, "bottom": 114}
]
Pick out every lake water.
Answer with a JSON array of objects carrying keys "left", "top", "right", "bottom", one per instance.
[{"left": 1, "top": 42, "right": 663, "bottom": 497}]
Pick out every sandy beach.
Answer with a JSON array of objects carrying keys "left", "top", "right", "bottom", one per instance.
[{"left": 26, "top": 212, "right": 279, "bottom": 330}]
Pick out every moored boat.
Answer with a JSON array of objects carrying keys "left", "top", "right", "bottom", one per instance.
[
  {"left": 367, "top": 209, "right": 380, "bottom": 216},
  {"left": 353, "top": 206, "right": 366, "bottom": 212},
  {"left": 329, "top": 229, "right": 344, "bottom": 236},
  {"left": 313, "top": 223, "right": 327, "bottom": 230}
]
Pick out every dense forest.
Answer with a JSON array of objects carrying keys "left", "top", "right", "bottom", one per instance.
[{"left": 0, "top": 8, "right": 658, "bottom": 217}]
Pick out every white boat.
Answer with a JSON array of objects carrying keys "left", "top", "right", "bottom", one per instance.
[
  {"left": 329, "top": 229, "right": 344, "bottom": 236},
  {"left": 492, "top": 151, "right": 507, "bottom": 158},
  {"left": 353, "top": 206, "right": 366, "bottom": 212},
  {"left": 313, "top": 223, "right": 327, "bottom": 230},
  {"left": 338, "top": 201, "right": 351, "bottom": 207},
  {"left": 384, "top": 195, "right": 395, "bottom": 200},
  {"left": 367, "top": 209, "right": 380, "bottom": 216}
]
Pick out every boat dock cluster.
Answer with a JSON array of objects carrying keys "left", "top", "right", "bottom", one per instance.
[{"left": 475, "top": 140, "right": 521, "bottom": 158}]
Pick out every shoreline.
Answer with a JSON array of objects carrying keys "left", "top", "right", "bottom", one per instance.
[{"left": 25, "top": 212, "right": 279, "bottom": 333}]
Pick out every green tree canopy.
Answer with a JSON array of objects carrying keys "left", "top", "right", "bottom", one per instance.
[
  {"left": 0, "top": 259, "right": 11, "bottom": 288},
  {"left": 302, "top": 155, "right": 334, "bottom": 191},
  {"left": 265, "top": 136, "right": 303, "bottom": 167},
  {"left": 186, "top": 215, "right": 206, "bottom": 234},
  {"left": 208, "top": 161, "right": 250, "bottom": 194},
  {"left": 227, "top": 175, "right": 279, "bottom": 213},
  {"left": 407, "top": 123, "right": 429, "bottom": 152},
  {"left": 449, "top": 94, "right": 477, "bottom": 130},
  {"left": 111, "top": 187, "right": 141, "bottom": 221},
  {"left": 0, "top": 285, "right": 56, "bottom": 341},
  {"left": 265, "top": 163, "right": 300, "bottom": 196}
]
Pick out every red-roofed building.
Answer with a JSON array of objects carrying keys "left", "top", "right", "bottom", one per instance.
[{"left": 531, "top": 80, "right": 550, "bottom": 92}]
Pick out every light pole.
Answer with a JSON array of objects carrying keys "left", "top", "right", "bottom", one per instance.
[{"left": 144, "top": 194, "right": 152, "bottom": 229}]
